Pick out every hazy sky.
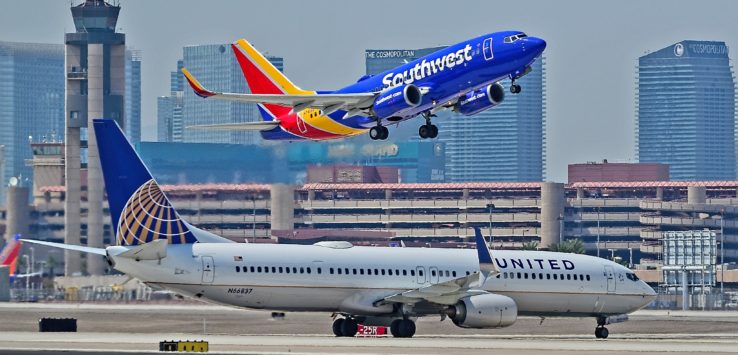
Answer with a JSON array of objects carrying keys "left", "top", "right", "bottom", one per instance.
[{"left": 1, "top": 0, "right": 736, "bottom": 181}]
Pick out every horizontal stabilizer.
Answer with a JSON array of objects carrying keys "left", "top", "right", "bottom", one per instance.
[
  {"left": 21, "top": 239, "right": 106, "bottom": 256},
  {"left": 186, "top": 121, "right": 281, "bottom": 131},
  {"left": 118, "top": 239, "right": 167, "bottom": 260}
]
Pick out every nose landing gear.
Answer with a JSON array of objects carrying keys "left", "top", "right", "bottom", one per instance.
[{"left": 594, "top": 316, "right": 609, "bottom": 339}]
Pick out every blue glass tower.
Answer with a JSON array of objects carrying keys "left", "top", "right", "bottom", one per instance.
[
  {"left": 637, "top": 41, "right": 737, "bottom": 180},
  {"left": 125, "top": 49, "right": 141, "bottom": 143},
  {"left": 0, "top": 42, "right": 64, "bottom": 204}
]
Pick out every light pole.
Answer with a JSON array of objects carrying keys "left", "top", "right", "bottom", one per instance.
[
  {"left": 558, "top": 214, "right": 564, "bottom": 244},
  {"left": 596, "top": 207, "right": 601, "bottom": 258},
  {"left": 720, "top": 209, "right": 725, "bottom": 299},
  {"left": 487, "top": 203, "right": 495, "bottom": 245}
]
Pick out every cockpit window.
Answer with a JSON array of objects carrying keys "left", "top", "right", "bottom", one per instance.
[
  {"left": 504, "top": 33, "right": 527, "bottom": 43},
  {"left": 626, "top": 273, "right": 639, "bottom": 282}
]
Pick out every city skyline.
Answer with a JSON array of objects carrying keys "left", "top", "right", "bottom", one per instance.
[{"left": 1, "top": 0, "right": 737, "bottom": 181}]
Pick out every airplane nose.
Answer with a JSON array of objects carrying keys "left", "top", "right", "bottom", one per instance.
[{"left": 528, "top": 37, "right": 547, "bottom": 54}]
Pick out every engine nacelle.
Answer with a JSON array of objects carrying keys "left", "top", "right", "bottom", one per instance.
[
  {"left": 454, "top": 82, "right": 505, "bottom": 116},
  {"left": 372, "top": 84, "right": 422, "bottom": 119},
  {"left": 449, "top": 294, "right": 517, "bottom": 329}
]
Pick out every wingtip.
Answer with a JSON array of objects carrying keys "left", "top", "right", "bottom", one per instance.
[{"left": 181, "top": 67, "right": 215, "bottom": 98}]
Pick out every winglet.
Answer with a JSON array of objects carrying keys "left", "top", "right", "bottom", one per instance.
[
  {"left": 181, "top": 68, "right": 216, "bottom": 98},
  {"left": 474, "top": 227, "right": 499, "bottom": 280}
]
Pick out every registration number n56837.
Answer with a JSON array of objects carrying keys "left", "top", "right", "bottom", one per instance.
[{"left": 227, "top": 288, "right": 253, "bottom": 295}]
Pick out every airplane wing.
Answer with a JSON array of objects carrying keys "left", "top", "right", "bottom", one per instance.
[
  {"left": 21, "top": 239, "right": 106, "bottom": 256},
  {"left": 182, "top": 68, "right": 377, "bottom": 115},
  {"left": 186, "top": 121, "right": 281, "bottom": 131},
  {"left": 376, "top": 227, "right": 499, "bottom": 306}
]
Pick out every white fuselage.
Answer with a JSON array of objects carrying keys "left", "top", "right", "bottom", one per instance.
[{"left": 109, "top": 243, "right": 656, "bottom": 318}]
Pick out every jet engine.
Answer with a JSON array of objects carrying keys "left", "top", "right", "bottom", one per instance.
[
  {"left": 453, "top": 82, "right": 505, "bottom": 116},
  {"left": 372, "top": 84, "right": 423, "bottom": 119},
  {"left": 447, "top": 293, "right": 517, "bottom": 329}
]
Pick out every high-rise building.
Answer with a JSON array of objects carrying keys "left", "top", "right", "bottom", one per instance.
[
  {"left": 441, "top": 57, "right": 546, "bottom": 182},
  {"left": 178, "top": 44, "right": 283, "bottom": 145},
  {"left": 637, "top": 41, "right": 737, "bottom": 180},
  {"left": 0, "top": 42, "right": 64, "bottom": 204},
  {"left": 365, "top": 47, "right": 446, "bottom": 141},
  {"left": 65, "top": 0, "right": 126, "bottom": 276},
  {"left": 157, "top": 60, "right": 184, "bottom": 142},
  {"left": 125, "top": 50, "right": 141, "bottom": 143}
]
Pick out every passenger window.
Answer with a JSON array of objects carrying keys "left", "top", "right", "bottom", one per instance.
[
  {"left": 285, "top": 267, "right": 290, "bottom": 274},
  {"left": 580, "top": 274, "right": 584, "bottom": 281},
  {"left": 466, "top": 271, "right": 470, "bottom": 276},
  {"left": 410, "top": 270, "right": 415, "bottom": 276},
  {"left": 524, "top": 273, "right": 529, "bottom": 279},
  {"left": 337, "top": 268, "right": 342, "bottom": 275},
  {"left": 566, "top": 274, "right": 571, "bottom": 280},
  {"left": 531, "top": 273, "right": 536, "bottom": 280},
  {"left": 375, "top": 269, "right": 379, "bottom": 275},
  {"left": 452, "top": 271, "right": 457, "bottom": 277},
  {"left": 235, "top": 266, "right": 240, "bottom": 272},
  {"left": 539, "top": 273, "right": 543, "bottom": 279},
  {"left": 396, "top": 269, "right": 400, "bottom": 275},
  {"left": 353, "top": 269, "right": 357, "bottom": 275},
  {"left": 307, "top": 267, "right": 311, "bottom": 274},
  {"left": 368, "top": 269, "right": 372, "bottom": 275},
  {"left": 586, "top": 275, "right": 591, "bottom": 281},
  {"left": 317, "top": 267, "right": 321, "bottom": 274},
  {"left": 517, "top": 272, "right": 522, "bottom": 279},
  {"left": 345, "top": 268, "right": 349, "bottom": 275},
  {"left": 292, "top": 267, "right": 297, "bottom": 273},
  {"left": 271, "top": 267, "right": 276, "bottom": 273},
  {"left": 431, "top": 270, "right": 436, "bottom": 277},
  {"left": 257, "top": 267, "right": 262, "bottom": 273},
  {"left": 300, "top": 267, "right": 304, "bottom": 274},
  {"left": 278, "top": 267, "right": 283, "bottom": 273},
  {"left": 553, "top": 274, "right": 557, "bottom": 280},
  {"left": 360, "top": 269, "right": 365, "bottom": 275},
  {"left": 265, "top": 266, "right": 270, "bottom": 274},
  {"left": 546, "top": 274, "right": 551, "bottom": 280},
  {"left": 330, "top": 268, "right": 334, "bottom": 274},
  {"left": 388, "top": 269, "right": 393, "bottom": 276},
  {"left": 403, "top": 270, "right": 407, "bottom": 276},
  {"left": 250, "top": 266, "right": 255, "bottom": 272}
]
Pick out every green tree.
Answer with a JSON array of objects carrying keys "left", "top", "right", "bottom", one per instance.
[
  {"left": 549, "top": 239, "right": 586, "bottom": 254},
  {"left": 521, "top": 241, "right": 539, "bottom": 250}
]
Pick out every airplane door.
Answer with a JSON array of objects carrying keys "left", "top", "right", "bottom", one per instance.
[
  {"left": 429, "top": 266, "right": 440, "bottom": 284},
  {"left": 604, "top": 265, "right": 615, "bottom": 293},
  {"left": 483, "top": 38, "right": 494, "bottom": 61},
  {"left": 202, "top": 256, "right": 214, "bottom": 284},
  {"left": 416, "top": 266, "right": 426, "bottom": 284},
  {"left": 296, "top": 116, "right": 308, "bottom": 134}
]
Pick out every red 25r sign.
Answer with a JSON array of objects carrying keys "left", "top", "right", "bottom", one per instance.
[{"left": 356, "top": 324, "right": 388, "bottom": 336}]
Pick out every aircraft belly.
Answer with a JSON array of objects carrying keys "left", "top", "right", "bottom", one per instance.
[{"left": 499, "top": 291, "right": 649, "bottom": 317}]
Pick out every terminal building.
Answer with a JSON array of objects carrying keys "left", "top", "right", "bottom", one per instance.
[{"left": 637, "top": 40, "right": 737, "bottom": 180}]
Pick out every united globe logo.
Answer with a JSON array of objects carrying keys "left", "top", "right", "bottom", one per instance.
[{"left": 674, "top": 43, "right": 685, "bottom": 57}]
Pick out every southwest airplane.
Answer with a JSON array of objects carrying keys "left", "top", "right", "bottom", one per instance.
[
  {"left": 23, "top": 120, "right": 657, "bottom": 339},
  {"left": 181, "top": 31, "right": 545, "bottom": 141}
]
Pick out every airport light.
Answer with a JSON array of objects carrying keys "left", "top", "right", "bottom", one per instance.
[
  {"left": 596, "top": 207, "right": 601, "bottom": 258},
  {"left": 487, "top": 203, "right": 495, "bottom": 245},
  {"left": 720, "top": 209, "right": 725, "bottom": 300}
]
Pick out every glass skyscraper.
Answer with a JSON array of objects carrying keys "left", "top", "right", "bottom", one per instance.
[
  {"left": 125, "top": 49, "right": 142, "bottom": 143},
  {"left": 440, "top": 57, "right": 546, "bottom": 182},
  {"left": 178, "top": 44, "right": 283, "bottom": 145},
  {"left": 637, "top": 41, "right": 737, "bottom": 180},
  {"left": 0, "top": 42, "right": 64, "bottom": 204}
]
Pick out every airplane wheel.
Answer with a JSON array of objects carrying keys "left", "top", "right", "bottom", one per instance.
[
  {"left": 428, "top": 124, "right": 438, "bottom": 139},
  {"left": 370, "top": 126, "right": 383, "bottom": 140},
  {"left": 390, "top": 319, "right": 401, "bottom": 337},
  {"left": 379, "top": 126, "right": 389, "bottom": 140},
  {"left": 340, "top": 318, "right": 358, "bottom": 337},
  {"left": 595, "top": 326, "right": 609, "bottom": 339},
  {"left": 418, "top": 125, "right": 429, "bottom": 139},
  {"left": 332, "top": 318, "right": 344, "bottom": 337},
  {"left": 398, "top": 319, "right": 416, "bottom": 338},
  {"left": 510, "top": 84, "right": 521, "bottom": 94}
]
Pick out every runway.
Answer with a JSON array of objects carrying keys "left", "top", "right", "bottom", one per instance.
[{"left": 1, "top": 303, "right": 737, "bottom": 354}]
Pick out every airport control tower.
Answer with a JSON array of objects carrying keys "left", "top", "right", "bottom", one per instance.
[{"left": 65, "top": 0, "right": 125, "bottom": 275}]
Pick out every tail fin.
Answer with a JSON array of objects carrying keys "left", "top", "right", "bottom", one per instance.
[
  {"left": 93, "top": 119, "right": 197, "bottom": 246},
  {"left": 231, "top": 38, "right": 312, "bottom": 121}
]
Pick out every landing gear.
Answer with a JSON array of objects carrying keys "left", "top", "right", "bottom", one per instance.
[
  {"left": 389, "top": 319, "right": 416, "bottom": 338},
  {"left": 595, "top": 326, "right": 609, "bottom": 339},
  {"left": 369, "top": 125, "right": 389, "bottom": 140},
  {"left": 510, "top": 82, "right": 522, "bottom": 94},
  {"left": 332, "top": 317, "right": 358, "bottom": 337},
  {"left": 418, "top": 113, "right": 438, "bottom": 139},
  {"left": 594, "top": 316, "right": 609, "bottom": 339}
]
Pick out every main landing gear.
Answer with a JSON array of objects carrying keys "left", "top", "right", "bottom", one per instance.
[
  {"left": 390, "top": 318, "right": 416, "bottom": 338},
  {"left": 418, "top": 113, "right": 438, "bottom": 139},
  {"left": 369, "top": 125, "right": 389, "bottom": 140},
  {"left": 332, "top": 317, "right": 359, "bottom": 337},
  {"left": 594, "top": 316, "right": 609, "bottom": 339}
]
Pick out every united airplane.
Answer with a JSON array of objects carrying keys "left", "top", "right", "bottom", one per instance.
[
  {"left": 23, "top": 120, "right": 656, "bottom": 339},
  {"left": 181, "top": 31, "right": 545, "bottom": 141}
]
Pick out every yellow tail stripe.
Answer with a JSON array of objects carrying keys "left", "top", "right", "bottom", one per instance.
[{"left": 234, "top": 39, "right": 312, "bottom": 95}]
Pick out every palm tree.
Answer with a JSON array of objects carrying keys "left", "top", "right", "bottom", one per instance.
[{"left": 549, "top": 239, "right": 586, "bottom": 254}]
